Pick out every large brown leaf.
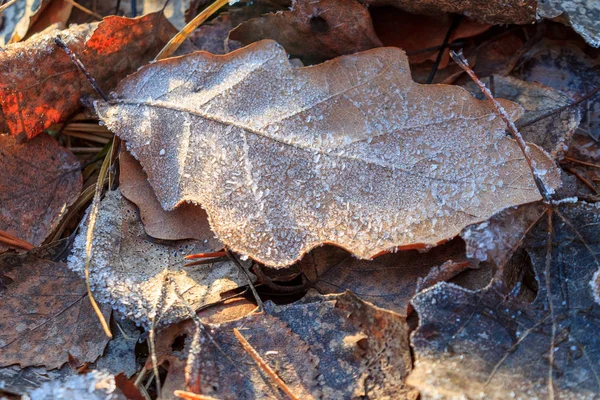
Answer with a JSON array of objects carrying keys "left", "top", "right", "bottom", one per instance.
[
  {"left": 0, "top": 13, "right": 176, "bottom": 140},
  {"left": 0, "top": 134, "right": 81, "bottom": 253},
  {"left": 0, "top": 254, "right": 111, "bottom": 369},
  {"left": 96, "top": 40, "right": 560, "bottom": 267},
  {"left": 408, "top": 201, "right": 600, "bottom": 399}
]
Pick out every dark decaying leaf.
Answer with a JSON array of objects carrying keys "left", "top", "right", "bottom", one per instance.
[
  {"left": 0, "top": 254, "right": 111, "bottom": 369},
  {"left": 465, "top": 75, "right": 581, "bottom": 159},
  {"left": 67, "top": 190, "right": 249, "bottom": 327},
  {"left": 168, "top": 291, "right": 416, "bottom": 399},
  {"left": 537, "top": 0, "right": 600, "bottom": 48},
  {"left": 409, "top": 201, "right": 600, "bottom": 399},
  {"left": 514, "top": 39, "right": 600, "bottom": 141},
  {"left": 0, "top": 134, "right": 81, "bottom": 253},
  {"left": 119, "top": 150, "right": 221, "bottom": 243},
  {"left": 228, "top": 0, "right": 382, "bottom": 62},
  {"left": 306, "top": 238, "right": 472, "bottom": 316},
  {"left": 0, "top": 13, "right": 176, "bottom": 140},
  {"left": 96, "top": 39, "right": 560, "bottom": 267}
]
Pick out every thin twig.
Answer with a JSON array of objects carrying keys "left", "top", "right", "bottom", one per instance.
[
  {"left": 154, "top": 0, "right": 229, "bottom": 60},
  {"left": 233, "top": 328, "right": 300, "bottom": 400},
  {"left": 174, "top": 391, "right": 220, "bottom": 400},
  {"left": 226, "top": 250, "right": 263, "bottom": 311},
  {"left": 426, "top": 15, "right": 462, "bottom": 84},
  {"left": 450, "top": 49, "right": 550, "bottom": 200},
  {"left": 54, "top": 37, "right": 109, "bottom": 101},
  {"left": 62, "top": 0, "right": 104, "bottom": 20}
]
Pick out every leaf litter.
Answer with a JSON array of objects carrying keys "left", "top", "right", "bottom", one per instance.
[{"left": 2, "top": 2, "right": 600, "bottom": 399}]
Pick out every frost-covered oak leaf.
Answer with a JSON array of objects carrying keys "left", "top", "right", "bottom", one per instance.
[{"left": 95, "top": 40, "right": 560, "bottom": 267}]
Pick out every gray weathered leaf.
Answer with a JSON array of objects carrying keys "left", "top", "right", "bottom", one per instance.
[
  {"left": 96, "top": 40, "right": 560, "bottom": 267},
  {"left": 537, "top": 0, "right": 600, "bottom": 48}
]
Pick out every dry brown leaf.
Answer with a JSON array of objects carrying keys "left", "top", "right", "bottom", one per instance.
[
  {"left": 163, "top": 291, "right": 415, "bottom": 399},
  {"left": 228, "top": 0, "right": 382, "bottom": 62},
  {"left": 0, "top": 13, "right": 176, "bottom": 140},
  {"left": 537, "top": 0, "right": 600, "bottom": 48},
  {"left": 307, "top": 238, "right": 471, "bottom": 316},
  {"left": 67, "top": 190, "right": 250, "bottom": 326},
  {"left": 0, "top": 253, "right": 111, "bottom": 369},
  {"left": 361, "top": 0, "right": 536, "bottom": 25},
  {"left": 409, "top": 201, "right": 600, "bottom": 399},
  {"left": 120, "top": 150, "right": 221, "bottom": 243},
  {"left": 97, "top": 40, "right": 561, "bottom": 267},
  {"left": 465, "top": 75, "right": 581, "bottom": 159},
  {"left": 371, "top": 7, "right": 490, "bottom": 68},
  {"left": 190, "top": 2, "right": 286, "bottom": 54},
  {"left": 0, "top": 134, "right": 81, "bottom": 253},
  {"left": 514, "top": 39, "right": 600, "bottom": 141}
]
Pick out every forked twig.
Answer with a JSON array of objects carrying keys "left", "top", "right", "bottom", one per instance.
[
  {"left": 233, "top": 328, "right": 300, "bottom": 400},
  {"left": 450, "top": 50, "right": 550, "bottom": 200}
]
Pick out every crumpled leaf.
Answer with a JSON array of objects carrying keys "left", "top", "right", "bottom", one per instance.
[
  {"left": 0, "top": 134, "right": 81, "bottom": 253},
  {"left": 409, "top": 201, "right": 600, "bottom": 399},
  {"left": 228, "top": 0, "right": 382, "bottom": 62},
  {"left": 306, "top": 239, "right": 472, "bottom": 316},
  {"left": 0, "top": 253, "right": 111, "bottom": 369},
  {"left": 120, "top": 150, "right": 221, "bottom": 243},
  {"left": 361, "top": 0, "right": 536, "bottom": 25},
  {"left": 96, "top": 39, "right": 560, "bottom": 267},
  {"left": 67, "top": 190, "right": 249, "bottom": 327},
  {"left": 27, "top": 370, "right": 126, "bottom": 400},
  {"left": 537, "top": 0, "right": 600, "bottom": 48},
  {"left": 514, "top": 39, "right": 600, "bottom": 141},
  {"left": 0, "top": 364, "right": 75, "bottom": 397},
  {"left": 163, "top": 291, "right": 416, "bottom": 399},
  {"left": 465, "top": 75, "right": 581, "bottom": 159},
  {"left": 0, "top": 0, "right": 49, "bottom": 46},
  {"left": 0, "top": 13, "right": 176, "bottom": 140}
]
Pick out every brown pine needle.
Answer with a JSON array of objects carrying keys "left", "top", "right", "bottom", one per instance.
[
  {"left": 233, "top": 328, "right": 300, "bottom": 400},
  {"left": 185, "top": 251, "right": 228, "bottom": 259},
  {"left": 0, "top": 229, "right": 35, "bottom": 251},
  {"left": 155, "top": 0, "right": 229, "bottom": 61},
  {"left": 563, "top": 156, "right": 600, "bottom": 170},
  {"left": 174, "top": 391, "right": 220, "bottom": 400},
  {"left": 564, "top": 167, "right": 597, "bottom": 193}
]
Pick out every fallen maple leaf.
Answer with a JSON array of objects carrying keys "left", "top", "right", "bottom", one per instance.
[
  {"left": 0, "top": 134, "right": 81, "bottom": 253},
  {"left": 409, "top": 201, "right": 600, "bottom": 399},
  {"left": 228, "top": 0, "right": 382, "bottom": 62},
  {"left": 67, "top": 190, "right": 250, "bottom": 326},
  {"left": 0, "top": 253, "right": 111, "bottom": 369},
  {"left": 96, "top": 40, "right": 560, "bottom": 267},
  {"left": 0, "top": 12, "right": 176, "bottom": 140},
  {"left": 120, "top": 150, "right": 221, "bottom": 242}
]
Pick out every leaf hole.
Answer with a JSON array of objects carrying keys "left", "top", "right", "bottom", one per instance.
[
  {"left": 171, "top": 333, "right": 187, "bottom": 352},
  {"left": 310, "top": 16, "right": 329, "bottom": 34}
]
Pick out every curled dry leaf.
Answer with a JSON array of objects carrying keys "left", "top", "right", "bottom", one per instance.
[
  {"left": 0, "top": 134, "right": 81, "bottom": 253},
  {"left": 409, "top": 201, "right": 600, "bottom": 399},
  {"left": 67, "top": 190, "right": 250, "bottom": 327},
  {"left": 228, "top": 0, "right": 382, "bottom": 62},
  {"left": 0, "top": 254, "right": 111, "bottom": 369},
  {"left": 0, "top": 13, "right": 176, "bottom": 140},
  {"left": 120, "top": 150, "right": 221, "bottom": 243},
  {"left": 164, "top": 291, "right": 415, "bottom": 399},
  {"left": 96, "top": 40, "right": 560, "bottom": 267},
  {"left": 361, "top": 0, "right": 536, "bottom": 25},
  {"left": 465, "top": 75, "right": 581, "bottom": 159},
  {"left": 514, "top": 39, "right": 600, "bottom": 141},
  {"left": 0, "top": 0, "right": 49, "bottom": 46},
  {"left": 537, "top": 0, "right": 600, "bottom": 48},
  {"left": 307, "top": 238, "right": 471, "bottom": 316}
]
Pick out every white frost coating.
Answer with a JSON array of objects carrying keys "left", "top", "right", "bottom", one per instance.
[
  {"left": 96, "top": 40, "right": 561, "bottom": 267},
  {"left": 592, "top": 268, "right": 600, "bottom": 306},
  {"left": 26, "top": 370, "right": 125, "bottom": 400},
  {"left": 537, "top": 0, "right": 600, "bottom": 48},
  {"left": 67, "top": 190, "right": 248, "bottom": 327},
  {"left": 552, "top": 197, "right": 580, "bottom": 204}
]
